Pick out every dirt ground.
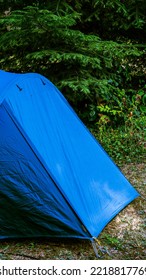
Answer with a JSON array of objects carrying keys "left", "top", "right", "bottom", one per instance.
[{"left": 0, "top": 163, "right": 145, "bottom": 260}]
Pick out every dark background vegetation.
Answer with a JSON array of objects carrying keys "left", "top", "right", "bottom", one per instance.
[{"left": 0, "top": 0, "right": 145, "bottom": 163}]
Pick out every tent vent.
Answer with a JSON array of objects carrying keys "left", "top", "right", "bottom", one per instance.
[
  {"left": 16, "top": 84, "right": 22, "bottom": 91},
  {"left": 41, "top": 79, "right": 46, "bottom": 85}
]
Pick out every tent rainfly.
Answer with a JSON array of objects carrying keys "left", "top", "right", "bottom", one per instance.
[{"left": 0, "top": 70, "right": 139, "bottom": 243}]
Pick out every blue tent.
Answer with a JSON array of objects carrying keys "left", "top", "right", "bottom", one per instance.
[{"left": 0, "top": 70, "right": 139, "bottom": 241}]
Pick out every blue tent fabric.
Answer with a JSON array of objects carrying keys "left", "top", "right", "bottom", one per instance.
[{"left": 0, "top": 70, "right": 139, "bottom": 240}]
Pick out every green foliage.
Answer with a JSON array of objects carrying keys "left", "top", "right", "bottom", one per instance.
[
  {"left": 0, "top": 1, "right": 145, "bottom": 157},
  {"left": 92, "top": 116, "right": 146, "bottom": 165},
  {"left": 76, "top": 0, "right": 146, "bottom": 40},
  {"left": 0, "top": 4, "right": 144, "bottom": 119},
  {"left": 88, "top": 82, "right": 146, "bottom": 127},
  {"left": 101, "top": 233, "right": 123, "bottom": 250}
]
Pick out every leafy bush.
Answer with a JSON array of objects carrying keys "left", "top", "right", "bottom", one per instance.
[
  {"left": 0, "top": 1, "right": 145, "bottom": 135},
  {"left": 0, "top": 3, "right": 146, "bottom": 127},
  {"left": 92, "top": 116, "right": 146, "bottom": 165}
]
